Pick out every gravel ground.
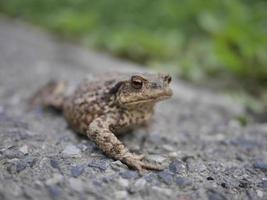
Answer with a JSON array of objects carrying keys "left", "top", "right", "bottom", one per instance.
[{"left": 0, "top": 18, "right": 266, "bottom": 200}]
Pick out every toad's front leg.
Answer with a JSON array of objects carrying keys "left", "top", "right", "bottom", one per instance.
[{"left": 87, "top": 113, "right": 163, "bottom": 173}]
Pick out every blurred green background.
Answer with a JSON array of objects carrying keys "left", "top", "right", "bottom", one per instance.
[{"left": 0, "top": 0, "right": 267, "bottom": 90}]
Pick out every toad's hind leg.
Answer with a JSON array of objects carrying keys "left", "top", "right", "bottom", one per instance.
[{"left": 30, "top": 80, "right": 67, "bottom": 110}]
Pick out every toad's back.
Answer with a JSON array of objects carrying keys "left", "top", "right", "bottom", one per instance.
[{"left": 63, "top": 77, "right": 120, "bottom": 134}]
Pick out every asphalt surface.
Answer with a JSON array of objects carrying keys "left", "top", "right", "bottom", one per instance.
[{"left": 0, "top": 18, "right": 266, "bottom": 200}]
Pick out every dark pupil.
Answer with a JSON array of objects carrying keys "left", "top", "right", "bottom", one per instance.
[{"left": 132, "top": 80, "right": 142, "bottom": 89}]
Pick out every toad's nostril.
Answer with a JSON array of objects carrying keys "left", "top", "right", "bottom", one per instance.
[{"left": 164, "top": 75, "right": 172, "bottom": 84}]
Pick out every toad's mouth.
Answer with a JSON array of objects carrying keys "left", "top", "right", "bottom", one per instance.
[{"left": 124, "top": 94, "right": 172, "bottom": 105}]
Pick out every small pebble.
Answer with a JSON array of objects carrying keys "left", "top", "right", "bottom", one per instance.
[
  {"left": 256, "top": 190, "right": 264, "bottom": 198},
  {"left": 207, "top": 189, "right": 226, "bottom": 200},
  {"left": 47, "top": 185, "right": 62, "bottom": 200},
  {"left": 46, "top": 174, "right": 64, "bottom": 186},
  {"left": 162, "top": 144, "right": 175, "bottom": 151},
  {"left": 133, "top": 178, "right": 146, "bottom": 191},
  {"left": 50, "top": 158, "right": 60, "bottom": 169},
  {"left": 253, "top": 162, "right": 267, "bottom": 172},
  {"left": 24, "top": 157, "right": 37, "bottom": 168},
  {"left": 175, "top": 176, "right": 191, "bottom": 187},
  {"left": 102, "top": 176, "right": 114, "bottom": 183},
  {"left": 6, "top": 163, "right": 16, "bottom": 174},
  {"left": 187, "top": 160, "right": 207, "bottom": 173},
  {"left": 111, "top": 160, "right": 127, "bottom": 171},
  {"left": 62, "top": 144, "right": 81, "bottom": 158},
  {"left": 92, "top": 180, "right": 102, "bottom": 187},
  {"left": 112, "top": 160, "right": 126, "bottom": 166},
  {"left": 16, "top": 161, "right": 27, "bottom": 173},
  {"left": 261, "top": 180, "right": 267, "bottom": 188},
  {"left": 117, "top": 177, "right": 129, "bottom": 188},
  {"left": 119, "top": 170, "right": 139, "bottom": 179},
  {"left": 146, "top": 155, "right": 166, "bottom": 163},
  {"left": 168, "top": 152, "right": 178, "bottom": 159},
  {"left": 158, "top": 170, "right": 173, "bottom": 185},
  {"left": 19, "top": 145, "right": 28, "bottom": 155},
  {"left": 169, "top": 160, "right": 186, "bottom": 174},
  {"left": 151, "top": 186, "right": 172, "bottom": 197},
  {"left": 144, "top": 173, "right": 157, "bottom": 183},
  {"left": 77, "top": 143, "right": 88, "bottom": 152},
  {"left": 114, "top": 191, "right": 128, "bottom": 199},
  {"left": 69, "top": 178, "right": 84, "bottom": 192},
  {"left": 88, "top": 159, "right": 109, "bottom": 171},
  {"left": 4, "top": 149, "right": 24, "bottom": 159},
  {"left": 147, "top": 134, "right": 162, "bottom": 145},
  {"left": 71, "top": 165, "right": 84, "bottom": 177}
]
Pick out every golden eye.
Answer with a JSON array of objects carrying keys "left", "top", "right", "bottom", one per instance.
[{"left": 131, "top": 78, "right": 143, "bottom": 89}]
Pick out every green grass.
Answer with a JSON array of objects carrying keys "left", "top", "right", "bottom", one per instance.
[{"left": 1, "top": 0, "right": 267, "bottom": 85}]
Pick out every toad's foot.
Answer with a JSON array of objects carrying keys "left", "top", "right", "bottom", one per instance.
[{"left": 121, "top": 152, "right": 164, "bottom": 173}]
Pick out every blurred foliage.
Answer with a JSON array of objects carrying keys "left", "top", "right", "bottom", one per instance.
[{"left": 0, "top": 0, "right": 267, "bottom": 85}]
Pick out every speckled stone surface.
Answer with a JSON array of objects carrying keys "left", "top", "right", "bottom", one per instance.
[{"left": 0, "top": 18, "right": 266, "bottom": 200}]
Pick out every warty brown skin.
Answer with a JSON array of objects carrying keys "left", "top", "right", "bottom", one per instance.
[{"left": 31, "top": 73, "right": 173, "bottom": 172}]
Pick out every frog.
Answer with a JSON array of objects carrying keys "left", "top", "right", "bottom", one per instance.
[{"left": 31, "top": 73, "right": 173, "bottom": 172}]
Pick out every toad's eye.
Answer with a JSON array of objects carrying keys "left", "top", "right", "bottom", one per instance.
[{"left": 131, "top": 77, "right": 143, "bottom": 89}]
